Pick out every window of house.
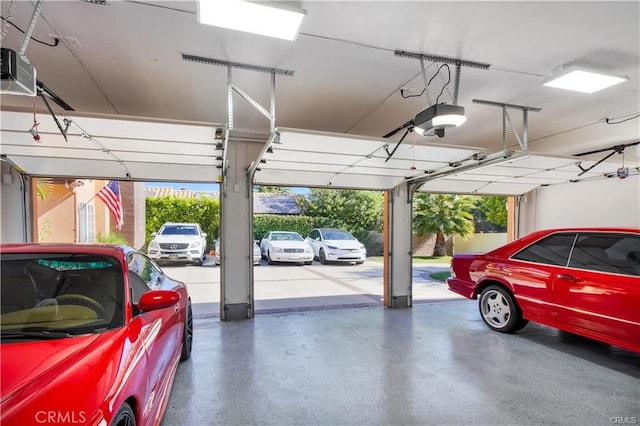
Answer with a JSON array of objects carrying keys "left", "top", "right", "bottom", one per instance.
[{"left": 79, "top": 203, "right": 95, "bottom": 243}]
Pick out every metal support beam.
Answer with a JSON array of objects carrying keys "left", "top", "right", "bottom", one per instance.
[
  {"left": 183, "top": 54, "right": 293, "bottom": 133},
  {"left": 18, "top": 0, "right": 43, "bottom": 57},
  {"left": 473, "top": 99, "right": 541, "bottom": 153}
]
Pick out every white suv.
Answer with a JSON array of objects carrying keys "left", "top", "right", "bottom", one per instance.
[{"left": 147, "top": 222, "right": 207, "bottom": 266}]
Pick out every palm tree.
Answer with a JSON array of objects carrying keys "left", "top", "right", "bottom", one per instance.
[{"left": 413, "top": 193, "right": 475, "bottom": 256}]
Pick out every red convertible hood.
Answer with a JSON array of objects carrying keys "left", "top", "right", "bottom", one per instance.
[{"left": 1, "top": 333, "right": 105, "bottom": 402}]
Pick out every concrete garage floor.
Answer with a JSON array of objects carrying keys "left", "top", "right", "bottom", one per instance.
[
  {"left": 162, "top": 300, "right": 640, "bottom": 426},
  {"left": 163, "top": 260, "right": 460, "bottom": 318}
]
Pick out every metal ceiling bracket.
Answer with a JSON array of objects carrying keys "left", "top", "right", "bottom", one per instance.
[
  {"left": 473, "top": 99, "right": 541, "bottom": 154},
  {"left": 182, "top": 54, "right": 293, "bottom": 133},
  {"left": 247, "top": 131, "right": 279, "bottom": 180},
  {"left": 18, "top": 0, "right": 43, "bottom": 57},
  {"left": 395, "top": 50, "right": 490, "bottom": 106}
]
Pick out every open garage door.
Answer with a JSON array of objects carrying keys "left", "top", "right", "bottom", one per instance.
[
  {"left": 254, "top": 128, "right": 639, "bottom": 196},
  {"left": 1, "top": 110, "right": 223, "bottom": 181}
]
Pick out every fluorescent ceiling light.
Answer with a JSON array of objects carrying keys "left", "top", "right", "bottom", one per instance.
[
  {"left": 543, "top": 65, "right": 628, "bottom": 93},
  {"left": 414, "top": 103, "right": 466, "bottom": 138},
  {"left": 197, "top": 1, "right": 306, "bottom": 41}
]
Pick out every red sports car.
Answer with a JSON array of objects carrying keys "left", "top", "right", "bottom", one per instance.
[
  {"left": 447, "top": 228, "right": 640, "bottom": 353},
  {"left": 0, "top": 243, "right": 193, "bottom": 425}
]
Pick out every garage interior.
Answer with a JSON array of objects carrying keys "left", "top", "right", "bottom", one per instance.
[{"left": 1, "top": 1, "right": 639, "bottom": 425}]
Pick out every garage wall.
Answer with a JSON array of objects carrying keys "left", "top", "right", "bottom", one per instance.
[
  {"left": 518, "top": 176, "right": 640, "bottom": 235},
  {"left": 0, "top": 165, "right": 29, "bottom": 243}
]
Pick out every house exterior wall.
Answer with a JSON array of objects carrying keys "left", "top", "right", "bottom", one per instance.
[{"left": 120, "top": 181, "right": 146, "bottom": 249}]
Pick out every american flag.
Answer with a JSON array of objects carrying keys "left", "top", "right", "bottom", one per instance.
[{"left": 97, "top": 180, "right": 124, "bottom": 230}]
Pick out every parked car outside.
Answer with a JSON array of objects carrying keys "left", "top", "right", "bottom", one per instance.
[
  {"left": 213, "top": 239, "right": 261, "bottom": 266},
  {"left": 305, "top": 228, "right": 367, "bottom": 265},
  {"left": 0, "top": 243, "right": 193, "bottom": 425},
  {"left": 447, "top": 227, "right": 640, "bottom": 353},
  {"left": 147, "top": 222, "right": 207, "bottom": 266},
  {"left": 260, "top": 231, "right": 314, "bottom": 265}
]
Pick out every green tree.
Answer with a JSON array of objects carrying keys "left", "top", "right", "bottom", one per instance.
[
  {"left": 297, "top": 189, "right": 383, "bottom": 242},
  {"left": 413, "top": 193, "right": 475, "bottom": 256},
  {"left": 474, "top": 196, "right": 507, "bottom": 227},
  {"left": 253, "top": 186, "right": 291, "bottom": 193}
]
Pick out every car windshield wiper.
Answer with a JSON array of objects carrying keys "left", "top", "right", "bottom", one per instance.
[{"left": 0, "top": 329, "right": 74, "bottom": 340}]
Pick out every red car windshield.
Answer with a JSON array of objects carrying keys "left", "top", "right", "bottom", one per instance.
[{"left": 1, "top": 253, "right": 125, "bottom": 339}]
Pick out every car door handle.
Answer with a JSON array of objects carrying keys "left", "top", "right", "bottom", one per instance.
[{"left": 556, "top": 273, "right": 578, "bottom": 282}]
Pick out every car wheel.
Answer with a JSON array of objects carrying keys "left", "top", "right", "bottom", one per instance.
[
  {"left": 304, "top": 261, "right": 312, "bottom": 265},
  {"left": 112, "top": 402, "right": 136, "bottom": 426},
  {"left": 478, "top": 285, "right": 527, "bottom": 333},
  {"left": 267, "top": 251, "right": 274, "bottom": 265},
  {"left": 180, "top": 301, "right": 193, "bottom": 361},
  {"left": 355, "top": 261, "right": 365, "bottom": 265},
  {"left": 319, "top": 249, "right": 328, "bottom": 265}
]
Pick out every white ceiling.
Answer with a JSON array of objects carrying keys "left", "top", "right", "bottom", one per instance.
[{"left": 1, "top": 1, "right": 639, "bottom": 193}]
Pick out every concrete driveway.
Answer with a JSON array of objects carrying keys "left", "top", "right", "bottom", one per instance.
[{"left": 161, "top": 257, "right": 463, "bottom": 317}]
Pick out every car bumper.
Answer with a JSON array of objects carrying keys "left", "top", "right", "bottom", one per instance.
[
  {"left": 446, "top": 277, "right": 477, "bottom": 299},
  {"left": 269, "top": 253, "right": 314, "bottom": 262},
  {"left": 324, "top": 251, "right": 366, "bottom": 262},
  {"left": 148, "top": 249, "right": 204, "bottom": 263}
]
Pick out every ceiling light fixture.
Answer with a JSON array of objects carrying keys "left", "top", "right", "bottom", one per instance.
[
  {"left": 542, "top": 65, "right": 628, "bottom": 93},
  {"left": 197, "top": 1, "right": 306, "bottom": 41},
  {"left": 414, "top": 103, "right": 466, "bottom": 138}
]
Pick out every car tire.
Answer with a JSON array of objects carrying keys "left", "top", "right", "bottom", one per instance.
[
  {"left": 304, "top": 261, "right": 312, "bottom": 265},
  {"left": 319, "top": 249, "right": 328, "bottom": 265},
  {"left": 112, "top": 402, "right": 136, "bottom": 426},
  {"left": 267, "top": 251, "right": 274, "bottom": 265},
  {"left": 478, "top": 285, "right": 528, "bottom": 333},
  {"left": 355, "top": 261, "right": 365, "bottom": 265},
  {"left": 180, "top": 301, "right": 193, "bottom": 361}
]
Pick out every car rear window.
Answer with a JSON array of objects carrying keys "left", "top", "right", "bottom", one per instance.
[{"left": 511, "top": 233, "right": 577, "bottom": 266}]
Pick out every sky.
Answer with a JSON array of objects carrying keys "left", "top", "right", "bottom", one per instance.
[{"left": 144, "top": 182, "right": 309, "bottom": 194}]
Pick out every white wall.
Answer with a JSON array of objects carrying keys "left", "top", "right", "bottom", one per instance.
[
  {"left": 518, "top": 176, "right": 640, "bottom": 236},
  {"left": 455, "top": 233, "right": 507, "bottom": 254},
  {"left": 0, "top": 165, "right": 29, "bottom": 243}
]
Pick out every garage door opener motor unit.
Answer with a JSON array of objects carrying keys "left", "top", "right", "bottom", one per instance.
[{"left": 1, "top": 48, "right": 37, "bottom": 97}]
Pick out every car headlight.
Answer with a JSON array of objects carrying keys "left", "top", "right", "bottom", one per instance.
[
  {"left": 305, "top": 246, "right": 312, "bottom": 253},
  {"left": 148, "top": 240, "right": 159, "bottom": 250},
  {"left": 274, "top": 247, "right": 283, "bottom": 253},
  {"left": 190, "top": 241, "right": 202, "bottom": 248},
  {"left": 327, "top": 245, "right": 339, "bottom": 250}
]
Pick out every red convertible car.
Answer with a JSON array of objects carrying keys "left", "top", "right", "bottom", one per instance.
[
  {"left": 0, "top": 243, "right": 193, "bottom": 425},
  {"left": 447, "top": 228, "right": 640, "bottom": 353}
]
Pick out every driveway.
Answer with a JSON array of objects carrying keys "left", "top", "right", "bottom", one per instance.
[{"left": 161, "top": 258, "right": 463, "bottom": 317}]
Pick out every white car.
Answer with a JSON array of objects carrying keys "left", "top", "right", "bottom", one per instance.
[
  {"left": 147, "top": 222, "right": 207, "bottom": 266},
  {"left": 213, "top": 239, "right": 261, "bottom": 266},
  {"left": 260, "top": 231, "right": 314, "bottom": 265},
  {"left": 305, "top": 228, "right": 366, "bottom": 265}
]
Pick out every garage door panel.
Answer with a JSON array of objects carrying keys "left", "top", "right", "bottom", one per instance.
[
  {"left": 125, "top": 163, "right": 220, "bottom": 182},
  {"left": 8, "top": 156, "right": 129, "bottom": 179}
]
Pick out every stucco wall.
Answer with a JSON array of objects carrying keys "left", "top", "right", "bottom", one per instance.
[{"left": 518, "top": 176, "right": 640, "bottom": 235}]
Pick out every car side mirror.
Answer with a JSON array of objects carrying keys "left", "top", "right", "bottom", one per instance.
[
  {"left": 151, "top": 232, "right": 157, "bottom": 237},
  {"left": 137, "top": 290, "right": 180, "bottom": 312},
  {"left": 202, "top": 232, "right": 207, "bottom": 237}
]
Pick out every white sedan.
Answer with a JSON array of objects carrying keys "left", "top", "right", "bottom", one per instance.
[
  {"left": 260, "top": 231, "right": 314, "bottom": 265},
  {"left": 305, "top": 228, "right": 366, "bottom": 265}
]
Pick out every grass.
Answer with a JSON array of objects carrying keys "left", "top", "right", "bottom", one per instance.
[
  {"left": 367, "top": 255, "right": 451, "bottom": 264},
  {"left": 428, "top": 271, "right": 451, "bottom": 282}
]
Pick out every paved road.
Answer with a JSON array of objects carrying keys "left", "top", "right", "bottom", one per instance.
[{"left": 161, "top": 257, "right": 464, "bottom": 317}]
